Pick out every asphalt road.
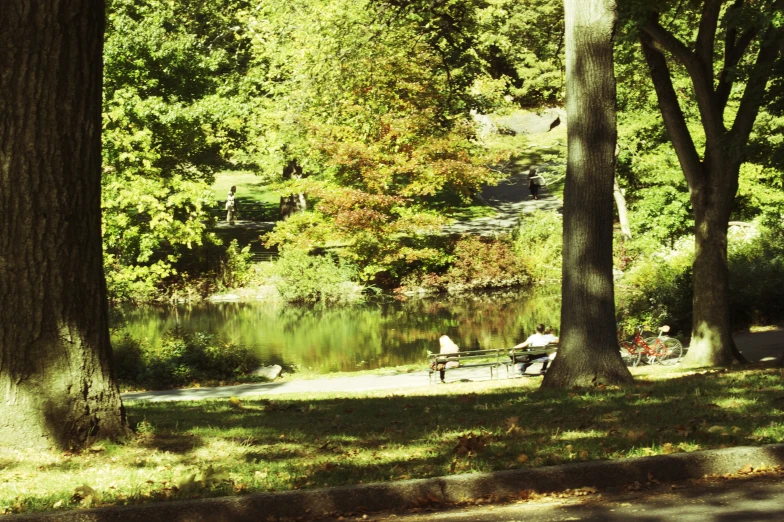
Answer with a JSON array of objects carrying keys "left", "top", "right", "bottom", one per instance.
[{"left": 358, "top": 472, "right": 784, "bottom": 522}]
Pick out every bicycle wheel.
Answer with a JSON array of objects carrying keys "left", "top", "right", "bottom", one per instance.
[
  {"left": 619, "top": 340, "right": 642, "bottom": 367},
  {"left": 644, "top": 337, "right": 683, "bottom": 365}
]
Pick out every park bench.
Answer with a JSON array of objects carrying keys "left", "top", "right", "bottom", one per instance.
[
  {"left": 508, "top": 344, "right": 559, "bottom": 375},
  {"left": 426, "top": 343, "right": 558, "bottom": 384},
  {"left": 427, "top": 348, "right": 507, "bottom": 384}
]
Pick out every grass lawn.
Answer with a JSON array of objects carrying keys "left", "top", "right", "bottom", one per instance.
[
  {"left": 211, "top": 171, "right": 280, "bottom": 205},
  {"left": 2, "top": 365, "right": 784, "bottom": 516}
]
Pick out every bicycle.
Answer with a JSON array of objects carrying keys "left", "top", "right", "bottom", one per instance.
[{"left": 619, "top": 325, "right": 683, "bottom": 366}]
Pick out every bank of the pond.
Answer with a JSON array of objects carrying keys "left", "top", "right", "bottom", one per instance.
[{"left": 112, "top": 286, "right": 563, "bottom": 391}]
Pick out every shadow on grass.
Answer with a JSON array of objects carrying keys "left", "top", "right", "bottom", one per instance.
[
  {"left": 10, "top": 368, "right": 782, "bottom": 520},
  {"left": 127, "top": 368, "right": 784, "bottom": 481}
]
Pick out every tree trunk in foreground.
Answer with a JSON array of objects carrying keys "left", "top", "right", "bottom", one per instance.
[
  {"left": 542, "top": 0, "right": 633, "bottom": 388},
  {"left": 0, "top": 0, "right": 128, "bottom": 449}
]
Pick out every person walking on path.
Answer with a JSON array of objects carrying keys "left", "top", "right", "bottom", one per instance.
[
  {"left": 527, "top": 167, "right": 544, "bottom": 200},
  {"left": 225, "top": 185, "right": 237, "bottom": 225}
]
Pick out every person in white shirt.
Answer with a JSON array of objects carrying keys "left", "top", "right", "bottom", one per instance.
[
  {"left": 225, "top": 185, "right": 237, "bottom": 224},
  {"left": 513, "top": 324, "right": 558, "bottom": 375}
]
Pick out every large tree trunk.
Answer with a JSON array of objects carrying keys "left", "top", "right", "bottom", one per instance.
[
  {"left": 682, "top": 158, "right": 736, "bottom": 367},
  {"left": 0, "top": 0, "right": 128, "bottom": 449},
  {"left": 542, "top": 0, "right": 633, "bottom": 388}
]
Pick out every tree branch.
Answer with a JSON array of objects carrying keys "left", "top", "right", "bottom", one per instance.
[
  {"left": 642, "top": 18, "right": 725, "bottom": 145},
  {"left": 641, "top": 18, "right": 695, "bottom": 67},
  {"left": 716, "top": 25, "right": 759, "bottom": 111},
  {"left": 696, "top": 0, "right": 723, "bottom": 80},
  {"left": 639, "top": 33, "right": 704, "bottom": 189},
  {"left": 729, "top": 19, "right": 783, "bottom": 156}
]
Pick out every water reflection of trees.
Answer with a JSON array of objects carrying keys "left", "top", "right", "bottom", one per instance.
[{"left": 116, "top": 288, "right": 561, "bottom": 374}]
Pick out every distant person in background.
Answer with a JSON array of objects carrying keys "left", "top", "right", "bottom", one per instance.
[
  {"left": 226, "top": 185, "right": 237, "bottom": 225},
  {"left": 528, "top": 167, "right": 544, "bottom": 200}
]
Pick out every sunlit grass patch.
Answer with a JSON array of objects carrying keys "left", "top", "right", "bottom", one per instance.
[{"left": 2, "top": 366, "right": 784, "bottom": 515}]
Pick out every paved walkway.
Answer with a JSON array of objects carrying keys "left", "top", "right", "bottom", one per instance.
[
  {"left": 122, "top": 329, "right": 783, "bottom": 403},
  {"left": 442, "top": 171, "right": 562, "bottom": 236},
  {"left": 121, "top": 366, "right": 516, "bottom": 403}
]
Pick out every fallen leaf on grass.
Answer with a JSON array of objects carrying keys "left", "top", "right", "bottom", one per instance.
[
  {"left": 73, "top": 485, "right": 95, "bottom": 499},
  {"left": 625, "top": 429, "right": 646, "bottom": 441},
  {"left": 73, "top": 485, "right": 97, "bottom": 507},
  {"left": 738, "top": 464, "right": 754, "bottom": 475},
  {"left": 455, "top": 434, "right": 487, "bottom": 455},
  {"left": 229, "top": 397, "right": 243, "bottom": 409}
]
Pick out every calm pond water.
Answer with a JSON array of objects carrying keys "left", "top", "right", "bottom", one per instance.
[{"left": 114, "top": 287, "right": 561, "bottom": 374}]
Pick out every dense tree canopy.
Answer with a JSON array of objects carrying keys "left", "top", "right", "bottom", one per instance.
[{"left": 95, "top": 0, "right": 784, "bottom": 364}]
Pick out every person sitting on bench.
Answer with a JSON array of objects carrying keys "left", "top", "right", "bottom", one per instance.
[
  {"left": 435, "top": 335, "right": 460, "bottom": 383},
  {"left": 513, "top": 324, "right": 558, "bottom": 376}
]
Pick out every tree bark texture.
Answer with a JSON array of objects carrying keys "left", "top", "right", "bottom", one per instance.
[
  {"left": 279, "top": 160, "right": 308, "bottom": 220},
  {"left": 542, "top": 0, "right": 633, "bottom": 388},
  {"left": 639, "top": 2, "right": 782, "bottom": 367},
  {"left": 0, "top": 0, "right": 128, "bottom": 449}
]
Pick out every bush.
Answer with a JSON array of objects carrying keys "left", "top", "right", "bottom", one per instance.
[
  {"left": 218, "top": 239, "right": 254, "bottom": 289},
  {"left": 441, "top": 235, "right": 528, "bottom": 290},
  {"left": 728, "top": 225, "right": 784, "bottom": 325},
  {"left": 512, "top": 210, "right": 563, "bottom": 281},
  {"left": 616, "top": 224, "right": 784, "bottom": 334},
  {"left": 616, "top": 236, "right": 694, "bottom": 335},
  {"left": 273, "top": 250, "right": 363, "bottom": 303},
  {"left": 112, "top": 328, "right": 261, "bottom": 390}
]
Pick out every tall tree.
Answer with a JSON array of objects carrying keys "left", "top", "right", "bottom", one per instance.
[
  {"left": 542, "top": 0, "right": 633, "bottom": 387},
  {"left": 633, "top": 0, "right": 783, "bottom": 366},
  {"left": 0, "top": 0, "right": 128, "bottom": 448}
]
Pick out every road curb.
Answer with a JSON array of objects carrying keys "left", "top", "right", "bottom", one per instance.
[{"left": 11, "top": 443, "right": 784, "bottom": 522}]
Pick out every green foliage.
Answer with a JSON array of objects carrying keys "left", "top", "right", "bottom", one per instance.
[
  {"left": 512, "top": 210, "right": 563, "bottom": 281},
  {"left": 102, "top": 0, "right": 252, "bottom": 301},
  {"left": 247, "top": 0, "right": 510, "bottom": 280},
  {"left": 113, "top": 328, "right": 260, "bottom": 389},
  {"left": 273, "top": 250, "right": 363, "bottom": 304},
  {"left": 616, "top": 236, "right": 694, "bottom": 335},
  {"left": 617, "top": 225, "right": 784, "bottom": 333},
  {"left": 218, "top": 240, "right": 253, "bottom": 290},
  {"left": 615, "top": 109, "right": 694, "bottom": 244},
  {"left": 474, "top": 0, "right": 565, "bottom": 105},
  {"left": 728, "top": 226, "right": 784, "bottom": 326},
  {"left": 441, "top": 236, "right": 528, "bottom": 289}
]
